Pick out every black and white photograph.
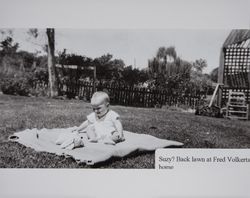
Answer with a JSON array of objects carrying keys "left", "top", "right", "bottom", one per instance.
[
  {"left": 0, "top": 28, "right": 250, "bottom": 168},
  {"left": 0, "top": 0, "right": 250, "bottom": 198}
]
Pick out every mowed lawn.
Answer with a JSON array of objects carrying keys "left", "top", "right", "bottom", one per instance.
[{"left": 0, "top": 94, "right": 250, "bottom": 168}]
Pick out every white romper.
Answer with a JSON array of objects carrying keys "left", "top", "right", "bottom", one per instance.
[{"left": 87, "top": 110, "right": 120, "bottom": 139}]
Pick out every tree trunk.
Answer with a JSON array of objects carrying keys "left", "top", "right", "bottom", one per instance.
[{"left": 46, "top": 28, "right": 58, "bottom": 97}]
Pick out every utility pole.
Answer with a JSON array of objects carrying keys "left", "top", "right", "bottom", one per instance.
[{"left": 46, "top": 28, "right": 58, "bottom": 97}]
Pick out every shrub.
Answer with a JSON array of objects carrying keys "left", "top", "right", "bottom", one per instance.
[
  {"left": 0, "top": 67, "right": 49, "bottom": 97},
  {"left": 1, "top": 77, "right": 31, "bottom": 96}
]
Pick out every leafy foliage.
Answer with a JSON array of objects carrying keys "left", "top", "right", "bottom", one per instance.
[
  {"left": 0, "top": 34, "right": 215, "bottom": 99},
  {"left": 148, "top": 47, "right": 192, "bottom": 94},
  {"left": 121, "top": 66, "right": 149, "bottom": 86},
  {"left": 148, "top": 46, "right": 213, "bottom": 97},
  {"left": 58, "top": 52, "right": 146, "bottom": 85},
  {"left": 192, "top": 58, "right": 207, "bottom": 72},
  {"left": 1, "top": 67, "right": 49, "bottom": 97},
  {"left": 1, "top": 77, "right": 31, "bottom": 96},
  {"left": 210, "top": 67, "right": 218, "bottom": 82},
  {"left": 0, "top": 36, "right": 19, "bottom": 55},
  {"left": 93, "top": 53, "right": 124, "bottom": 81}
]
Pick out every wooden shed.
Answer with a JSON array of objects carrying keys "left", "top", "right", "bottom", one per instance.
[{"left": 218, "top": 29, "right": 250, "bottom": 107}]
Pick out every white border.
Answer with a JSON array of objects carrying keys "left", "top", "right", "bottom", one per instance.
[
  {"left": 0, "top": 0, "right": 249, "bottom": 29},
  {"left": 0, "top": 0, "right": 250, "bottom": 198}
]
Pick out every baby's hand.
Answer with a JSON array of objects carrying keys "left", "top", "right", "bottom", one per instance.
[
  {"left": 71, "top": 127, "right": 79, "bottom": 133},
  {"left": 111, "top": 132, "right": 123, "bottom": 143}
]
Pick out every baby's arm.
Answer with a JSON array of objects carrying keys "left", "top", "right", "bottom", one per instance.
[
  {"left": 73, "top": 120, "right": 89, "bottom": 133},
  {"left": 113, "top": 118, "right": 124, "bottom": 140}
]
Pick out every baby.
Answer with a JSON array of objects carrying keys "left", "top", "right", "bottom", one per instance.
[{"left": 73, "top": 91, "right": 124, "bottom": 145}]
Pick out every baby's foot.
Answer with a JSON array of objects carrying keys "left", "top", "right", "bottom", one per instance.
[
  {"left": 88, "top": 138, "right": 98, "bottom": 143},
  {"left": 60, "top": 136, "right": 84, "bottom": 150},
  {"left": 103, "top": 137, "right": 116, "bottom": 145}
]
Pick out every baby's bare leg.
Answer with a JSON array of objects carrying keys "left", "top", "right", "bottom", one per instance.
[{"left": 86, "top": 125, "right": 98, "bottom": 142}]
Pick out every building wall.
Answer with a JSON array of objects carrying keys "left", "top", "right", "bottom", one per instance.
[{"left": 220, "top": 46, "right": 250, "bottom": 106}]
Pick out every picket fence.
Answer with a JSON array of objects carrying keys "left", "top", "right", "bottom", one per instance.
[{"left": 60, "top": 82, "right": 202, "bottom": 108}]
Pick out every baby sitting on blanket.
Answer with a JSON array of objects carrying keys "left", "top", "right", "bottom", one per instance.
[
  {"left": 76, "top": 91, "right": 125, "bottom": 144},
  {"left": 56, "top": 91, "right": 125, "bottom": 149}
]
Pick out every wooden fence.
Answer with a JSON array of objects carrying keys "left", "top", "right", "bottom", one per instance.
[{"left": 61, "top": 81, "right": 202, "bottom": 108}]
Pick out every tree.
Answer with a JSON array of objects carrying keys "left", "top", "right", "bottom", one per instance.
[
  {"left": 210, "top": 67, "right": 218, "bottom": 83},
  {"left": 150, "top": 46, "right": 177, "bottom": 77},
  {"left": 57, "top": 51, "right": 94, "bottom": 84},
  {"left": 93, "top": 54, "right": 125, "bottom": 81},
  {"left": 46, "top": 28, "right": 58, "bottom": 97},
  {"left": 156, "top": 46, "right": 177, "bottom": 64},
  {"left": 0, "top": 36, "right": 19, "bottom": 55},
  {"left": 26, "top": 28, "right": 59, "bottom": 97},
  {"left": 121, "top": 66, "right": 149, "bottom": 86},
  {"left": 190, "top": 59, "right": 212, "bottom": 95},
  {"left": 148, "top": 46, "right": 192, "bottom": 91},
  {"left": 192, "top": 58, "right": 207, "bottom": 73},
  {"left": 0, "top": 36, "right": 22, "bottom": 77}
]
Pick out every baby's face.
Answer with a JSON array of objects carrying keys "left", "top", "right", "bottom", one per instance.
[{"left": 91, "top": 100, "right": 109, "bottom": 118}]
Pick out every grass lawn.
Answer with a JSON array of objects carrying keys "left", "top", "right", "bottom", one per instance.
[{"left": 0, "top": 94, "right": 250, "bottom": 168}]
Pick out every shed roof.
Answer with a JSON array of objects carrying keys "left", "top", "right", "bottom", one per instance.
[{"left": 223, "top": 29, "right": 250, "bottom": 47}]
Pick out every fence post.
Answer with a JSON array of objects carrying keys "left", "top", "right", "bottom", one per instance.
[{"left": 93, "top": 66, "right": 96, "bottom": 92}]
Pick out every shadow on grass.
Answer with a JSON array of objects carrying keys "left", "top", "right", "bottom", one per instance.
[{"left": 89, "top": 145, "right": 183, "bottom": 169}]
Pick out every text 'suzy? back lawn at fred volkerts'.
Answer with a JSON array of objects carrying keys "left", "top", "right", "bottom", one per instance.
[{"left": 155, "top": 149, "right": 250, "bottom": 170}]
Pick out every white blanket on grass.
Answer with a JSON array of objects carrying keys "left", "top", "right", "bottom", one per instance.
[{"left": 9, "top": 127, "right": 183, "bottom": 165}]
